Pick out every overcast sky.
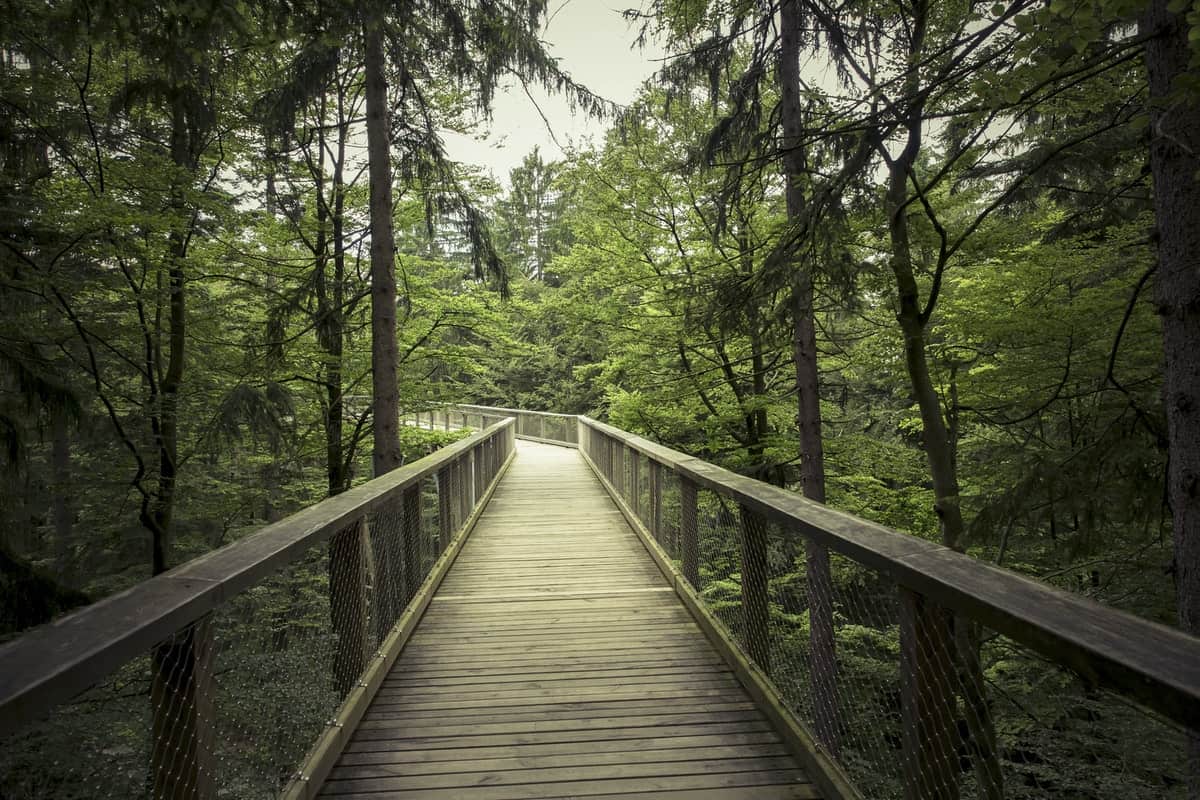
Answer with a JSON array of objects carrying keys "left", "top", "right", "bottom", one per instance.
[{"left": 441, "top": 1, "right": 666, "bottom": 182}]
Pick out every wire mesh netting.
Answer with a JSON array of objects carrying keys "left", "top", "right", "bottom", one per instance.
[
  {"left": 581, "top": 424, "right": 1196, "bottom": 800},
  {"left": 0, "top": 426, "right": 513, "bottom": 800}
]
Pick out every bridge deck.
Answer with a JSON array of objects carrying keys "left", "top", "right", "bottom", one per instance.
[{"left": 318, "top": 440, "right": 819, "bottom": 799}]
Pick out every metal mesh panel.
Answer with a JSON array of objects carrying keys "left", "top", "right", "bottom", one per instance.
[{"left": 0, "top": 540, "right": 342, "bottom": 799}]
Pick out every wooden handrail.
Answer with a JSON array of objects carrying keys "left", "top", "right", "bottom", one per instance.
[
  {"left": 579, "top": 416, "right": 1200, "bottom": 732},
  {"left": 0, "top": 419, "right": 515, "bottom": 739},
  {"left": 450, "top": 402, "right": 578, "bottom": 419}
]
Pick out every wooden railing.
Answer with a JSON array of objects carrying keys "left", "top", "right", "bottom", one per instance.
[
  {"left": 404, "top": 403, "right": 580, "bottom": 446},
  {"left": 576, "top": 416, "right": 1200, "bottom": 800},
  {"left": 0, "top": 419, "right": 516, "bottom": 800}
]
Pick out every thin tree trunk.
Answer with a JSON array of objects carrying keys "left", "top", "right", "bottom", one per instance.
[
  {"left": 149, "top": 92, "right": 214, "bottom": 800},
  {"left": 779, "top": 0, "right": 837, "bottom": 755},
  {"left": 881, "top": 15, "right": 1002, "bottom": 788},
  {"left": 1142, "top": 3, "right": 1200, "bottom": 794}
]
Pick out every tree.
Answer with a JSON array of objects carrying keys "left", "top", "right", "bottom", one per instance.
[
  {"left": 1141, "top": 0, "right": 1200, "bottom": 792},
  {"left": 494, "top": 147, "right": 572, "bottom": 284}
]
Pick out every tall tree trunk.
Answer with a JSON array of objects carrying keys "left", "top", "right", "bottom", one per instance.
[
  {"left": 362, "top": 16, "right": 413, "bottom": 656},
  {"left": 1142, "top": 3, "right": 1200, "bottom": 794},
  {"left": 149, "top": 92, "right": 214, "bottom": 800},
  {"left": 364, "top": 15, "right": 402, "bottom": 479},
  {"left": 147, "top": 97, "right": 189, "bottom": 576},
  {"left": 779, "top": 0, "right": 837, "bottom": 755}
]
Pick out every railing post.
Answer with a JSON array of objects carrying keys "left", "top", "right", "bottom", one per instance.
[
  {"left": 467, "top": 448, "right": 477, "bottom": 510},
  {"left": 474, "top": 444, "right": 485, "bottom": 501},
  {"left": 402, "top": 484, "right": 422, "bottom": 605},
  {"left": 630, "top": 452, "right": 641, "bottom": 520},
  {"left": 900, "top": 587, "right": 960, "bottom": 800},
  {"left": 614, "top": 443, "right": 625, "bottom": 499},
  {"left": 809, "top": 540, "right": 839, "bottom": 755},
  {"left": 738, "top": 503, "right": 770, "bottom": 674},
  {"left": 650, "top": 460, "right": 662, "bottom": 543},
  {"left": 150, "top": 620, "right": 215, "bottom": 800},
  {"left": 437, "top": 465, "right": 452, "bottom": 553},
  {"left": 680, "top": 475, "right": 699, "bottom": 587},
  {"left": 330, "top": 517, "right": 371, "bottom": 691}
]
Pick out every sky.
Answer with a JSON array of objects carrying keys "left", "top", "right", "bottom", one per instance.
[{"left": 440, "top": 1, "right": 667, "bottom": 182}]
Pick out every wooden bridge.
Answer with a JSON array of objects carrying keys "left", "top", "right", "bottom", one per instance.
[{"left": 2, "top": 405, "right": 1199, "bottom": 800}]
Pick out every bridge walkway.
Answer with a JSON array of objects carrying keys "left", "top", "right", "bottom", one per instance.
[{"left": 317, "top": 440, "right": 820, "bottom": 799}]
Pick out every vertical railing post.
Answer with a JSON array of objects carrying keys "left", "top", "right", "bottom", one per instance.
[
  {"left": 402, "top": 483, "right": 422, "bottom": 605},
  {"left": 680, "top": 475, "right": 699, "bottom": 587},
  {"left": 437, "top": 465, "right": 452, "bottom": 553},
  {"left": 474, "top": 444, "right": 485, "bottom": 501},
  {"left": 150, "top": 620, "right": 215, "bottom": 800},
  {"left": 630, "top": 451, "right": 641, "bottom": 520},
  {"left": 330, "top": 517, "right": 371, "bottom": 690},
  {"left": 617, "top": 442, "right": 626, "bottom": 497},
  {"left": 809, "top": 539, "right": 839, "bottom": 754},
  {"left": 738, "top": 503, "right": 770, "bottom": 673},
  {"left": 899, "top": 587, "right": 960, "bottom": 800},
  {"left": 650, "top": 460, "right": 662, "bottom": 543},
  {"left": 448, "top": 457, "right": 460, "bottom": 532},
  {"left": 467, "top": 448, "right": 477, "bottom": 511}
]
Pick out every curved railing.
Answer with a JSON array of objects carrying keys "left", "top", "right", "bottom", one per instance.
[{"left": 404, "top": 403, "right": 580, "bottom": 446}]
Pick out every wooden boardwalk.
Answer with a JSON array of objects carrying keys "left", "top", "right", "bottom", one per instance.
[{"left": 318, "top": 440, "right": 819, "bottom": 799}]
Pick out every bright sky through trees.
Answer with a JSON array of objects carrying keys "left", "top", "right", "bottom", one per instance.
[{"left": 441, "top": 2, "right": 665, "bottom": 180}]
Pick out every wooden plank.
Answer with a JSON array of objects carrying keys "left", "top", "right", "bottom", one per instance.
[
  {"left": 370, "top": 697, "right": 756, "bottom": 720},
  {"left": 341, "top": 720, "right": 777, "bottom": 753},
  {"left": 372, "top": 675, "right": 740, "bottom": 698},
  {"left": 322, "top": 770, "right": 814, "bottom": 799},
  {"left": 327, "top": 742, "right": 789, "bottom": 779},
  {"left": 375, "top": 691, "right": 752, "bottom": 713},
  {"left": 362, "top": 702, "right": 760, "bottom": 726},
  {"left": 384, "top": 664, "right": 729, "bottom": 686},
  {"left": 322, "top": 756, "right": 801, "bottom": 792},
  {"left": 595, "top": 787, "right": 819, "bottom": 800},
  {"left": 336, "top": 732, "right": 785, "bottom": 765},
  {"left": 351, "top": 710, "right": 766, "bottom": 741}
]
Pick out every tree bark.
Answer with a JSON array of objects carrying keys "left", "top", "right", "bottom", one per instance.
[
  {"left": 779, "top": 0, "right": 838, "bottom": 755},
  {"left": 1142, "top": 2, "right": 1200, "bottom": 794},
  {"left": 364, "top": 14, "right": 402, "bottom": 479}
]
